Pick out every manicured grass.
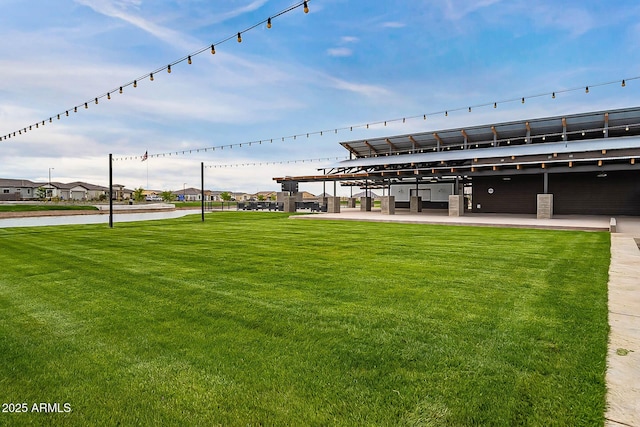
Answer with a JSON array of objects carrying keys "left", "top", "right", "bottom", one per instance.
[
  {"left": 0, "top": 212, "right": 610, "bottom": 425},
  {"left": 0, "top": 204, "right": 98, "bottom": 212}
]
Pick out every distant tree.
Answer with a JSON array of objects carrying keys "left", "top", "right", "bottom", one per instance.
[
  {"left": 257, "top": 194, "right": 266, "bottom": 201},
  {"left": 161, "top": 191, "right": 176, "bottom": 202},
  {"left": 220, "top": 191, "right": 232, "bottom": 202},
  {"left": 269, "top": 193, "right": 276, "bottom": 201},
  {"left": 36, "top": 187, "right": 47, "bottom": 200},
  {"left": 133, "top": 187, "right": 145, "bottom": 202}
]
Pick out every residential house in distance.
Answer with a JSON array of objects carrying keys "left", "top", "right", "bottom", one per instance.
[
  {"left": 41, "top": 181, "right": 110, "bottom": 201},
  {"left": 0, "top": 178, "right": 40, "bottom": 201},
  {"left": 1, "top": 177, "right": 133, "bottom": 201},
  {"left": 173, "top": 187, "right": 213, "bottom": 202}
]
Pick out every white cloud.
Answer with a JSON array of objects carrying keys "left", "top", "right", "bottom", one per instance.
[
  {"left": 341, "top": 36, "right": 359, "bottom": 43},
  {"left": 381, "top": 21, "right": 406, "bottom": 28},
  {"left": 440, "top": 0, "right": 503, "bottom": 21},
  {"left": 327, "top": 47, "right": 353, "bottom": 57},
  {"left": 74, "top": 0, "right": 199, "bottom": 50},
  {"left": 324, "top": 76, "right": 392, "bottom": 98}
]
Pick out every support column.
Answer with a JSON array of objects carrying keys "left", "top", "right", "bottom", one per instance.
[
  {"left": 347, "top": 198, "right": 356, "bottom": 208},
  {"left": 448, "top": 194, "right": 464, "bottom": 217},
  {"left": 283, "top": 196, "right": 297, "bottom": 213},
  {"left": 360, "top": 197, "right": 372, "bottom": 212},
  {"left": 537, "top": 194, "right": 554, "bottom": 219},
  {"left": 327, "top": 197, "right": 341, "bottom": 213},
  {"left": 381, "top": 196, "right": 395, "bottom": 215},
  {"left": 410, "top": 196, "right": 422, "bottom": 213}
]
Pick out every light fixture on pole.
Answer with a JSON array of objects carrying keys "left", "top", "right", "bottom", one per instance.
[{"left": 48, "top": 167, "right": 55, "bottom": 200}]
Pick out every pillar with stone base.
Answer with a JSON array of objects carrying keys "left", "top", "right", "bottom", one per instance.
[
  {"left": 410, "top": 196, "right": 422, "bottom": 213},
  {"left": 448, "top": 194, "right": 464, "bottom": 217},
  {"left": 360, "top": 197, "right": 372, "bottom": 212},
  {"left": 381, "top": 196, "right": 395, "bottom": 215},
  {"left": 347, "top": 198, "right": 356, "bottom": 208},
  {"left": 283, "top": 196, "right": 297, "bottom": 213},
  {"left": 537, "top": 194, "right": 553, "bottom": 219},
  {"left": 327, "top": 197, "right": 341, "bottom": 213}
]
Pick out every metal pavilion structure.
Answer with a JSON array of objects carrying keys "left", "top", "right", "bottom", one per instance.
[{"left": 275, "top": 106, "right": 640, "bottom": 216}]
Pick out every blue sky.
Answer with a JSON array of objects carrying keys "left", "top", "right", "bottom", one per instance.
[{"left": 1, "top": 0, "right": 640, "bottom": 195}]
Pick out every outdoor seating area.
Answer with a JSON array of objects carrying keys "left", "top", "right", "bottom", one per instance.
[
  {"left": 236, "top": 201, "right": 283, "bottom": 211},
  {"left": 295, "top": 201, "right": 327, "bottom": 212}
]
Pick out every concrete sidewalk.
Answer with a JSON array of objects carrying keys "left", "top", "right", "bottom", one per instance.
[
  {"left": 294, "top": 208, "right": 640, "bottom": 426},
  {"left": 293, "top": 207, "right": 616, "bottom": 231},
  {"left": 606, "top": 232, "right": 640, "bottom": 427}
]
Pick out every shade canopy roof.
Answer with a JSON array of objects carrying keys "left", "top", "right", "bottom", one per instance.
[{"left": 275, "top": 106, "right": 640, "bottom": 185}]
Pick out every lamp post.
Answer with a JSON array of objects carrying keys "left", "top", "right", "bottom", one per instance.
[
  {"left": 183, "top": 183, "right": 187, "bottom": 202},
  {"left": 48, "top": 167, "right": 54, "bottom": 200}
]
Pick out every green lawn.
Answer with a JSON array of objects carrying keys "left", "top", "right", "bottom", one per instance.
[
  {"left": 0, "top": 204, "right": 98, "bottom": 212},
  {"left": 0, "top": 212, "right": 610, "bottom": 425}
]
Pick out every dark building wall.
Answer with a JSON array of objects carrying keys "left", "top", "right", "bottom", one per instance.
[
  {"left": 472, "top": 175, "right": 542, "bottom": 214},
  {"left": 550, "top": 170, "right": 640, "bottom": 215},
  {"left": 471, "top": 170, "right": 640, "bottom": 215},
  {"left": 395, "top": 201, "right": 449, "bottom": 209}
]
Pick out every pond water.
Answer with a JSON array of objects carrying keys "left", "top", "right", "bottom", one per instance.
[{"left": 0, "top": 209, "right": 203, "bottom": 229}]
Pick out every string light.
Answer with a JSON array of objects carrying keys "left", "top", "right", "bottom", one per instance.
[
  {"left": 167, "top": 64, "right": 172, "bottom": 73},
  {"left": 134, "top": 80, "right": 137, "bottom": 88},
  {"left": 188, "top": 56, "right": 192, "bottom": 65},
  {"left": 267, "top": 18, "right": 272, "bottom": 29},
  {"left": 585, "top": 86, "right": 589, "bottom": 94},
  {"left": 211, "top": 44, "right": 216, "bottom": 54},
  {"left": 150, "top": 73, "right": 154, "bottom": 81},
  {"left": 205, "top": 155, "right": 347, "bottom": 169},
  {"left": 119, "top": 86, "right": 123, "bottom": 94},
  {"left": 304, "top": 1, "right": 309, "bottom": 13},
  {"left": 95, "top": 97, "right": 98, "bottom": 104},
  {"left": 237, "top": 32, "right": 242, "bottom": 43},
  {"left": 622, "top": 79, "right": 626, "bottom": 87},
  {"left": 107, "top": 92, "right": 111, "bottom": 100}
]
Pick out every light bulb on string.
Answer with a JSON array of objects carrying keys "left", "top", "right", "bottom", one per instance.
[
  {"left": 521, "top": 97, "right": 525, "bottom": 104},
  {"left": 57, "top": 114, "right": 60, "bottom": 120},
  {"left": 150, "top": 73, "right": 154, "bottom": 81},
  {"left": 552, "top": 92, "right": 556, "bottom": 99},
  {"left": 304, "top": 1, "right": 309, "bottom": 13},
  {"left": 188, "top": 56, "right": 192, "bottom": 65},
  {"left": 119, "top": 87, "right": 123, "bottom": 94},
  {"left": 84, "top": 102, "right": 88, "bottom": 109},
  {"left": 237, "top": 32, "right": 242, "bottom": 43},
  {"left": 134, "top": 80, "right": 137, "bottom": 88},
  {"left": 95, "top": 98, "right": 98, "bottom": 104},
  {"left": 494, "top": 102, "right": 497, "bottom": 108},
  {"left": 74, "top": 107, "right": 77, "bottom": 113},
  {"left": 211, "top": 45, "right": 216, "bottom": 54},
  {"left": 585, "top": 86, "right": 589, "bottom": 94},
  {"left": 267, "top": 17, "right": 272, "bottom": 28},
  {"left": 107, "top": 93, "right": 111, "bottom": 100},
  {"left": 622, "top": 80, "right": 626, "bottom": 87},
  {"left": 167, "top": 64, "right": 172, "bottom": 73}
]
